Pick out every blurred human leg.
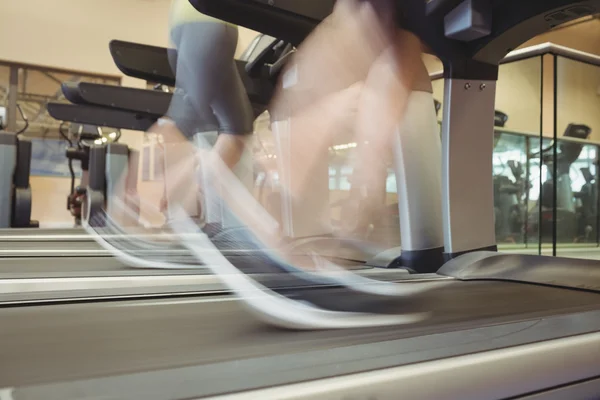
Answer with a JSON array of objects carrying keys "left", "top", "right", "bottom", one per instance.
[
  {"left": 348, "top": 30, "right": 441, "bottom": 248},
  {"left": 158, "top": 21, "right": 254, "bottom": 223},
  {"left": 267, "top": 0, "right": 391, "bottom": 240}
]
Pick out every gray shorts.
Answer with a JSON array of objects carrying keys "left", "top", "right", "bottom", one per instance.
[{"left": 166, "top": 21, "right": 254, "bottom": 138}]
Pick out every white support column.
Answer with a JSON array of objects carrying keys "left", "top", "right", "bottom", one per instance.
[
  {"left": 105, "top": 143, "right": 130, "bottom": 224},
  {"left": 394, "top": 91, "right": 444, "bottom": 252},
  {"left": 441, "top": 79, "right": 497, "bottom": 255}
]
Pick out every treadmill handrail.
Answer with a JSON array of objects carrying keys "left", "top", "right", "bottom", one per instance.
[
  {"left": 62, "top": 82, "right": 172, "bottom": 116},
  {"left": 109, "top": 40, "right": 176, "bottom": 86},
  {"left": 47, "top": 103, "right": 158, "bottom": 132}
]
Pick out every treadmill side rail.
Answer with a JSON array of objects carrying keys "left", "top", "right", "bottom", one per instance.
[
  {"left": 7, "top": 310, "right": 600, "bottom": 400},
  {"left": 218, "top": 332, "right": 600, "bottom": 400},
  {"left": 439, "top": 251, "right": 600, "bottom": 292}
]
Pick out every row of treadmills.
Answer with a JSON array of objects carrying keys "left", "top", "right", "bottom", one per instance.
[{"left": 0, "top": 0, "right": 599, "bottom": 399}]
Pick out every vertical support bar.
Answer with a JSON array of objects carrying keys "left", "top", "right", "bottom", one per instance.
[
  {"left": 196, "top": 131, "right": 220, "bottom": 225},
  {"left": 106, "top": 143, "right": 130, "bottom": 223},
  {"left": 393, "top": 91, "right": 444, "bottom": 272},
  {"left": 552, "top": 54, "right": 558, "bottom": 257},
  {"left": 12, "top": 136, "right": 35, "bottom": 228},
  {"left": 442, "top": 78, "right": 497, "bottom": 258},
  {"left": 524, "top": 136, "right": 531, "bottom": 247},
  {"left": 595, "top": 158, "right": 600, "bottom": 247},
  {"left": 85, "top": 145, "right": 107, "bottom": 227},
  {"left": 6, "top": 66, "right": 18, "bottom": 132},
  {"left": 125, "top": 149, "right": 141, "bottom": 226},
  {"left": 537, "top": 55, "right": 545, "bottom": 254}
]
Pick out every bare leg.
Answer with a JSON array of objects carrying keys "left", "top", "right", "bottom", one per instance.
[
  {"left": 267, "top": 0, "right": 388, "bottom": 240},
  {"left": 213, "top": 133, "right": 248, "bottom": 168},
  {"left": 153, "top": 118, "right": 253, "bottom": 222},
  {"left": 349, "top": 30, "right": 431, "bottom": 232}
]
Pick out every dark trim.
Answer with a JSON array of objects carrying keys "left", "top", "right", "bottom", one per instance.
[
  {"left": 109, "top": 40, "right": 175, "bottom": 87},
  {"left": 537, "top": 55, "right": 545, "bottom": 253},
  {"left": 552, "top": 54, "right": 558, "bottom": 256},
  {"left": 47, "top": 103, "right": 157, "bottom": 132},
  {"left": 13, "top": 136, "right": 32, "bottom": 188},
  {"left": 88, "top": 146, "right": 107, "bottom": 192},
  {"left": 106, "top": 143, "right": 129, "bottom": 156},
  {"left": 189, "top": 0, "right": 328, "bottom": 47},
  {"left": 0, "top": 131, "right": 18, "bottom": 145},
  {"left": 443, "top": 245, "right": 498, "bottom": 262},
  {"left": 399, "top": 247, "right": 446, "bottom": 274},
  {"left": 445, "top": 58, "right": 499, "bottom": 81},
  {"left": 63, "top": 82, "right": 172, "bottom": 116}
]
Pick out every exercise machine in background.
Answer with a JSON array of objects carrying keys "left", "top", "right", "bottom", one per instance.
[
  {"left": 528, "top": 123, "right": 592, "bottom": 243},
  {"left": 50, "top": 106, "right": 140, "bottom": 227},
  {"left": 59, "top": 123, "right": 132, "bottom": 227},
  {"left": 0, "top": 105, "right": 39, "bottom": 229},
  {"left": 575, "top": 165, "right": 598, "bottom": 242}
]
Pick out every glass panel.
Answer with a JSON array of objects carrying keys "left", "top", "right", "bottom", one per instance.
[
  {"left": 496, "top": 57, "right": 543, "bottom": 134},
  {"left": 493, "top": 131, "right": 528, "bottom": 245},
  {"left": 555, "top": 56, "right": 600, "bottom": 259},
  {"left": 492, "top": 57, "right": 543, "bottom": 252}
]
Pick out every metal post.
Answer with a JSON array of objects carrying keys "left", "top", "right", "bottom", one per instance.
[
  {"left": 441, "top": 78, "right": 497, "bottom": 258},
  {"left": 552, "top": 54, "right": 558, "bottom": 257},
  {"left": 537, "top": 55, "right": 545, "bottom": 254}
]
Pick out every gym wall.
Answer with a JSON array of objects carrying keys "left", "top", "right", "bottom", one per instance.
[
  {"left": 0, "top": 0, "right": 259, "bottom": 76},
  {"left": 557, "top": 57, "right": 600, "bottom": 138}
]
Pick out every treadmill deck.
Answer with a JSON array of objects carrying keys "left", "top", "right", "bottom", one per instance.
[{"left": 1, "top": 279, "right": 598, "bottom": 396}]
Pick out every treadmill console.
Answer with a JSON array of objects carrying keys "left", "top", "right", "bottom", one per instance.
[{"left": 251, "top": 0, "right": 333, "bottom": 20}]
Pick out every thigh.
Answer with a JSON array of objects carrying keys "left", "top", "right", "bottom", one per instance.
[
  {"left": 270, "top": 1, "right": 389, "bottom": 120},
  {"left": 169, "top": 22, "right": 236, "bottom": 134}
]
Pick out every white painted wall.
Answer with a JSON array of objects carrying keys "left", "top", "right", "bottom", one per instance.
[{"left": 0, "top": 0, "right": 259, "bottom": 76}]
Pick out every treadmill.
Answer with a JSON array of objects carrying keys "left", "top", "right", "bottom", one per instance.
[
  {"left": 3, "top": 37, "right": 274, "bottom": 247},
  {"left": 0, "top": 0, "right": 599, "bottom": 399},
  {"left": 0, "top": 36, "right": 413, "bottom": 303}
]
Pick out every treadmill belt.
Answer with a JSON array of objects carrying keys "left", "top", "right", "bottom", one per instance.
[
  {"left": 1, "top": 280, "right": 598, "bottom": 391},
  {"left": 0, "top": 257, "right": 206, "bottom": 278}
]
